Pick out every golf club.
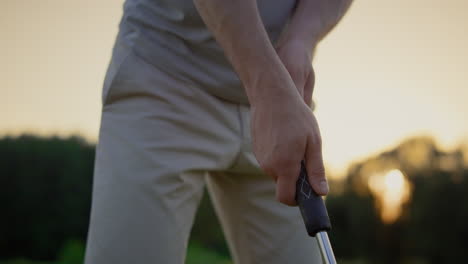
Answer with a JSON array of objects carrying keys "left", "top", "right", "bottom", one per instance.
[{"left": 296, "top": 161, "right": 336, "bottom": 264}]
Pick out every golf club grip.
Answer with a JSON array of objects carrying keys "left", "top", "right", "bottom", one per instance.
[{"left": 296, "top": 161, "right": 331, "bottom": 237}]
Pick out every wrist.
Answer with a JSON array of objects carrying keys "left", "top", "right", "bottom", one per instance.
[
  {"left": 275, "top": 36, "right": 317, "bottom": 60},
  {"left": 239, "top": 49, "right": 299, "bottom": 105},
  {"left": 247, "top": 72, "right": 302, "bottom": 108}
]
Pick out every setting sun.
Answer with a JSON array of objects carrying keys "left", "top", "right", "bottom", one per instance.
[{"left": 368, "top": 169, "right": 411, "bottom": 223}]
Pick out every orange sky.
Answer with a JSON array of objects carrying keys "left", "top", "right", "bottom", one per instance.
[{"left": 1, "top": 0, "right": 467, "bottom": 176}]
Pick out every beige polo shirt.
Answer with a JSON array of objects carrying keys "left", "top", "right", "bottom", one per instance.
[{"left": 115, "top": 0, "right": 297, "bottom": 104}]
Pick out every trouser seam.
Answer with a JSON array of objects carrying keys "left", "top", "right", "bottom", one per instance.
[{"left": 225, "top": 104, "right": 245, "bottom": 170}]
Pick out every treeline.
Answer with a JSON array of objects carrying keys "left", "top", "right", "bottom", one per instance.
[
  {"left": 0, "top": 135, "right": 467, "bottom": 263},
  {"left": 327, "top": 137, "right": 468, "bottom": 263},
  {"left": 0, "top": 135, "right": 94, "bottom": 261}
]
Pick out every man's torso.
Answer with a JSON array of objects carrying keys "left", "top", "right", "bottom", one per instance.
[{"left": 113, "top": 0, "right": 297, "bottom": 104}]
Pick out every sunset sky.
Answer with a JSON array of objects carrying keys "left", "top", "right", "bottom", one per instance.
[{"left": 2, "top": 0, "right": 467, "bottom": 176}]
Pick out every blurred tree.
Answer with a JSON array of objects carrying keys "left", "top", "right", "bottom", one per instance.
[
  {"left": 405, "top": 170, "right": 468, "bottom": 263},
  {"left": 0, "top": 135, "right": 94, "bottom": 260},
  {"left": 327, "top": 191, "right": 380, "bottom": 261},
  {"left": 1, "top": 134, "right": 467, "bottom": 264},
  {"left": 328, "top": 136, "right": 468, "bottom": 263}
]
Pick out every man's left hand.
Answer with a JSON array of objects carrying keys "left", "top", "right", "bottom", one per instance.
[{"left": 276, "top": 40, "right": 315, "bottom": 107}]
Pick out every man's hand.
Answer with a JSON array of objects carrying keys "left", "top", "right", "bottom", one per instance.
[
  {"left": 251, "top": 80, "right": 328, "bottom": 206},
  {"left": 276, "top": 40, "right": 315, "bottom": 106},
  {"left": 195, "top": 0, "right": 331, "bottom": 205},
  {"left": 276, "top": 0, "right": 353, "bottom": 106}
]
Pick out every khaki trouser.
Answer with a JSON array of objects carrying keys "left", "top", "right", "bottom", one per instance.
[{"left": 84, "top": 44, "right": 321, "bottom": 264}]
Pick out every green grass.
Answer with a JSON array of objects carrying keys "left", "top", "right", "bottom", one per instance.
[
  {"left": 186, "top": 243, "right": 232, "bottom": 264},
  {"left": 1, "top": 241, "right": 232, "bottom": 264},
  {"left": 0, "top": 260, "right": 53, "bottom": 264}
]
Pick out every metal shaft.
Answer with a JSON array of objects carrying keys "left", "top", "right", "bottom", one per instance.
[{"left": 316, "top": 231, "right": 337, "bottom": 264}]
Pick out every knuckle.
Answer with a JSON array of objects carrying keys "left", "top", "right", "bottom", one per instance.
[
  {"left": 291, "top": 135, "right": 304, "bottom": 146},
  {"left": 276, "top": 159, "right": 300, "bottom": 177},
  {"left": 310, "top": 135, "right": 322, "bottom": 147},
  {"left": 259, "top": 156, "right": 278, "bottom": 178},
  {"left": 316, "top": 134, "right": 322, "bottom": 143},
  {"left": 316, "top": 138, "right": 323, "bottom": 148},
  {"left": 259, "top": 161, "right": 274, "bottom": 177},
  {"left": 259, "top": 144, "right": 303, "bottom": 179},
  {"left": 285, "top": 138, "right": 303, "bottom": 154},
  {"left": 276, "top": 156, "right": 294, "bottom": 169}
]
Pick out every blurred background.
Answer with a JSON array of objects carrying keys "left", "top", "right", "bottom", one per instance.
[{"left": 1, "top": 0, "right": 467, "bottom": 263}]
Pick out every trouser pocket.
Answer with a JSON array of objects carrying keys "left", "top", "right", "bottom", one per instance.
[{"left": 101, "top": 43, "right": 133, "bottom": 106}]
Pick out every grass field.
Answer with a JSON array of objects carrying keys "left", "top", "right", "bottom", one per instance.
[{"left": 0, "top": 241, "right": 232, "bottom": 264}]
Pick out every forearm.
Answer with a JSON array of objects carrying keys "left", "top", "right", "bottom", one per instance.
[
  {"left": 194, "top": 0, "right": 298, "bottom": 105},
  {"left": 195, "top": 0, "right": 329, "bottom": 205},
  {"left": 277, "top": 0, "right": 354, "bottom": 51}
]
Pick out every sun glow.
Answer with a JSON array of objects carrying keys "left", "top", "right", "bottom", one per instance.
[{"left": 368, "top": 169, "right": 411, "bottom": 224}]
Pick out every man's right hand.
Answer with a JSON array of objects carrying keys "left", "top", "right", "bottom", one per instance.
[
  {"left": 250, "top": 80, "right": 328, "bottom": 206},
  {"left": 194, "top": 0, "right": 329, "bottom": 206}
]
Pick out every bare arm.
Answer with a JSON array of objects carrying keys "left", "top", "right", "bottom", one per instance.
[
  {"left": 276, "top": 0, "right": 354, "bottom": 106},
  {"left": 194, "top": 0, "right": 329, "bottom": 205},
  {"left": 193, "top": 0, "right": 297, "bottom": 104}
]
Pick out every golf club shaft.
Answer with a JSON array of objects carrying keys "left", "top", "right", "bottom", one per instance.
[{"left": 316, "top": 231, "right": 337, "bottom": 264}]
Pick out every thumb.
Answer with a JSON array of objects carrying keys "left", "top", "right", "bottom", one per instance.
[{"left": 305, "top": 135, "right": 328, "bottom": 196}]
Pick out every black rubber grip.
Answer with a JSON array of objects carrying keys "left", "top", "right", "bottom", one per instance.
[{"left": 295, "top": 161, "right": 331, "bottom": 237}]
